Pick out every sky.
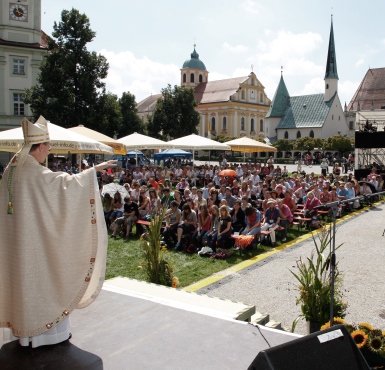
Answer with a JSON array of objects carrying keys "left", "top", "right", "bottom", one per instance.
[{"left": 41, "top": 0, "right": 385, "bottom": 107}]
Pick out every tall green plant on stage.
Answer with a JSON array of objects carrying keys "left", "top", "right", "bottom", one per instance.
[
  {"left": 141, "top": 207, "right": 178, "bottom": 287},
  {"left": 290, "top": 227, "right": 347, "bottom": 332}
]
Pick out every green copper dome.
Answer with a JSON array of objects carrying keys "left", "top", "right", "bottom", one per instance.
[{"left": 182, "top": 47, "right": 207, "bottom": 70}]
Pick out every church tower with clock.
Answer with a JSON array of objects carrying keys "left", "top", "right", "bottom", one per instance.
[{"left": 0, "top": 0, "right": 47, "bottom": 136}]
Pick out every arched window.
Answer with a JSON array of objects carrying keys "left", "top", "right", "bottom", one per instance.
[
  {"left": 241, "top": 117, "right": 245, "bottom": 131},
  {"left": 250, "top": 118, "right": 255, "bottom": 132},
  {"left": 326, "top": 84, "right": 329, "bottom": 89},
  {"left": 211, "top": 117, "right": 215, "bottom": 131},
  {"left": 260, "top": 93, "right": 263, "bottom": 102},
  {"left": 222, "top": 117, "right": 227, "bottom": 130},
  {"left": 183, "top": 73, "right": 186, "bottom": 83},
  {"left": 190, "top": 73, "right": 194, "bottom": 83},
  {"left": 241, "top": 90, "right": 245, "bottom": 99},
  {"left": 284, "top": 131, "right": 289, "bottom": 139},
  {"left": 309, "top": 130, "right": 314, "bottom": 138},
  {"left": 260, "top": 119, "right": 264, "bottom": 132},
  {"left": 199, "top": 74, "right": 203, "bottom": 83},
  {"left": 297, "top": 131, "right": 301, "bottom": 139}
]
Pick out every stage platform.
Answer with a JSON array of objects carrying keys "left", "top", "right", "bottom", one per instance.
[{"left": 1, "top": 278, "right": 301, "bottom": 369}]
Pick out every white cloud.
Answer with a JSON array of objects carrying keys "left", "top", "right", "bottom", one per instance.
[
  {"left": 241, "top": 0, "right": 262, "bottom": 14},
  {"left": 209, "top": 71, "right": 230, "bottom": 81},
  {"left": 355, "top": 56, "right": 365, "bottom": 67},
  {"left": 99, "top": 49, "right": 180, "bottom": 102},
  {"left": 222, "top": 42, "right": 248, "bottom": 53},
  {"left": 296, "top": 77, "right": 324, "bottom": 96},
  {"left": 338, "top": 80, "right": 360, "bottom": 105}
]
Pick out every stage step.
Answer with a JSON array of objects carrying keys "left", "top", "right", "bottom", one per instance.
[
  {"left": 103, "top": 277, "right": 255, "bottom": 322},
  {"left": 265, "top": 320, "right": 282, "bottom": 330},
  {"left": 250, "top": 311, "right": 270, "bottom": 326}
]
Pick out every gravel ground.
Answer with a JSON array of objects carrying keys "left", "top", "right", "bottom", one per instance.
[{"left": 197, "top": 202, "right": 385, "bottom": 335}]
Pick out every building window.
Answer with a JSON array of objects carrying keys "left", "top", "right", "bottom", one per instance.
[
  {"left": 326, "top": 84, "right": 329, "bottom": 89},
  {"left": 13, "top": 59, "right": 25, "bottom": 75},
  {"left": 250, "top": 118, "right": 255, "bottom": 132},
  {"left": 349, "top": 121, "right": 354, "bottom": 130},
  {"left": 14, "top": 93, "right": 25, "bottom": 116},
  {"left": 211, "top": 117, "right": 215, "bottom": 131},
  {"left": 241, "top": 117, "right": 245, "bottom": 131},
  {"left": 260, "top": 119, "right": 264, "bottom": 132},
  {"left": 309, "top": 130, "right": 314, "bottom": 138},
  {"left": 222, "top": 117, "right": 227, "bottom": 130},
  {"left": 297, "top": 131, "right": 301, "bottom": 139},
  {"left": 284, "top": 131, "right": 289, "bottom": 139},
  {"left": 190, "top": 73, "right": 194, "bottom": 83},
  {"left": 251, "top": 90, "right": 255, "bottom": 98},
  {"left": 339, "top": 116, "right": 340, "bottom": 120},
  {"left": 241, "top": 90, "right": 245, "bottom": 99},
  {"left": 332, "top": 115, "right": 334, "bottom": 120},
  {"left": 260, "top": 93, "right": 263, "bottom": 103},
  {"left": 199, "top": 74, "right": 203, "bottom": 83},
  {"left": 183, "top": 73, "right": 186, "bottom": 83}
]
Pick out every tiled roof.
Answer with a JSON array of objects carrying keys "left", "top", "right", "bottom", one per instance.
[
  {"left": 137, "top": 94, "right": 162, "bottom": 113},
  {"left": 266, "top": 75, "right": 290, "bottom": 118},
  {"left": 276, "top": 93, "right": 335, "bottom": 129},
  {"left": 347, "top": 68, "right": 385, "bottom": 111},
  {"left": 195, "top": 76, "right": 248, "bottom": 104}
]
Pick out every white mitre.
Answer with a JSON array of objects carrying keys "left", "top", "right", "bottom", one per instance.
[{"left": 10, "top": 116, "right": 50, "bottom": 181}]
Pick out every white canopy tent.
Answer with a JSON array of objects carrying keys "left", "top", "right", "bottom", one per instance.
[
  {"left": 167, "top": 134, "right": 231, "bottom": 161},
  {"left": 0, "top": 122, "right": 114, "bottom": 154},
  {"left": 117, "top": 132, "right": 174, "bottom": 166},
  {"left": 68, "top": 125, "right": 127, "bottom": 154}
]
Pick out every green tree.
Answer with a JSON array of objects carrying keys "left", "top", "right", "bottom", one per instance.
[
  {"left": 23, "top": 8, "right": 109, "bottom": 128},
  {"left": 119, "top": 92, "right": 145, "bottom": 136},
  {"left": 89, "top": 93, "right": 122, "bottom": 137},
  {"left": 273, "top": 139, "right": 294, "bottom": 152},
  {"left": 294, "top": 137, "right": 316, "bottom": 151},
  {"left": 148, "top": 84, "right": 200, "bottom": 140},
  {"left": 212, "top": 135, "right": 237, "bottom": 143},
  {"left": 323, "top": 136, "right": 353, "bottom": 155}
]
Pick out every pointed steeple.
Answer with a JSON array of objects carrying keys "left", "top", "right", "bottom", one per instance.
[
  {"left": 266, "top": 72, "right": 290, "bottom": 118},
  {"left": 325, "top": 17, "right": 339, "bottom": 80}
]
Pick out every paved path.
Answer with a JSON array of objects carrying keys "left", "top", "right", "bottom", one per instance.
[{"left": 195, "top": 202, "right": 385, "bottom": 335}]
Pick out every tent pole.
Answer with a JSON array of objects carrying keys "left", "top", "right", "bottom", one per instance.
[
  {"left": 209, "top": 150, "right": 210, "bottom": 165},
  {"left": 136, "top": 150, "right": 138, "bottom": 167},
  {"left": 244, "top": 151, "right": 246, "bottom": 163}
]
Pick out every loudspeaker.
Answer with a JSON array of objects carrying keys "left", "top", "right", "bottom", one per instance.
[
  {"left": 248, "top": 325, "right": 370, "bottom": 370},
  {"left": 355, "top": 131, "right": 385, "bottom": 148}
]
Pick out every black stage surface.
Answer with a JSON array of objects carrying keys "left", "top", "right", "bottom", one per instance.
[{"left": 1, "top": 289, "right": 299, "bottom": 370}]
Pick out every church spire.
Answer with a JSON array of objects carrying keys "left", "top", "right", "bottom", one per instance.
[
  {"left": 325, "top": 16, "right": 338, "bottom": 80},
  {"left": 266, "top": 71, "right": 290, "bottom": 118}
]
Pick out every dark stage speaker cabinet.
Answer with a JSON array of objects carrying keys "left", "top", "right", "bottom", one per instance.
[{"left": 248, "top": 325, "right": 370, "bottom": 370}]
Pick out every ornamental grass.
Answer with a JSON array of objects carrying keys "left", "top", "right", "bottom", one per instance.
[{"left": 290, "top": 227, "right": 347, "bottom": 331}]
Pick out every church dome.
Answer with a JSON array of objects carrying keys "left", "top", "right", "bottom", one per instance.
[{"left": 182, "top": 47, "right": 206, "bottom": 70}]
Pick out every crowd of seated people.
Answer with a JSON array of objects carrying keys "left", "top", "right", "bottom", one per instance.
[{"left": 95, "top": 161, "right": 384, "bottom": 250}]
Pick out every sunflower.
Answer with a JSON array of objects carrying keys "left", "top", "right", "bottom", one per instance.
[
  {"left": 320, "top": 317, "right": 346, "bottom": 331},
  {"left": 351, "top": 330, "right": 368, "bottom": 349},
  {"left": 359, "top": 322, "right": 374, "bottom": 332},
  {"left": 368, "top": 337, "right": 384, "bottom": 353}
]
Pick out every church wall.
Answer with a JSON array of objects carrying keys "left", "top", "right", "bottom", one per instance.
[{"left": 322, "top": 95, "right": 349, "bottom": 138}]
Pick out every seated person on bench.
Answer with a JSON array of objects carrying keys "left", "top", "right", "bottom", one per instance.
[
  {"left": 210, "top": 205, "right": 233, "bottom": 251},
  {"left": 260, "top": 199, "right": 281, "bottom": 246},
  {"left": 242, "top": 206, "right": 261, "bottom": 236},
  {"left": 111, "top": 196, "right": 139, "bottom": 241},
  {"left": 162, "top": 201, "right": 181, "bottom": 247},
  {"left": 174, "top": 204, "right": 197, "bottom": 250}
]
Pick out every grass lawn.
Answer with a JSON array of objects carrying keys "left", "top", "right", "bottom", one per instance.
[{"left": 105, "top": 225, "right": 308, "bottom": 288}]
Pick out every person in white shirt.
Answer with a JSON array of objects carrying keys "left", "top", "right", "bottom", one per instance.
[
  {"left": 132, "top": 167, "right": 143, "bottom": 181},
  {"left": 251, "top": 171, "right": 260, "bottom": 186},
  {"left": 174, "top": 165, "right": 183, "bottom": 179},
  {"left": 236, "top": 166, "right": 243, "bottom": 178}
]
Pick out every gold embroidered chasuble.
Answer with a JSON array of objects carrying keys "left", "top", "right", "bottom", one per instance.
[{"left": 0, "top": 155, "right": 107, "bottom": 337}]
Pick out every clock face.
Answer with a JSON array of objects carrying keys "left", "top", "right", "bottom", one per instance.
[{"left": 9, "top": 3, "right": 28, "bottom": 22}]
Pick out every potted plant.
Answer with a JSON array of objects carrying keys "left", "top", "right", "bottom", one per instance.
[
  {"left": 290, "top": 228, "right": 347, "bottom": 333},
  {"left": 321, "top": 319, "right": 385, "bottom": 367},
  {"left": 141, "top": 206, "right": 178, "bottom": 287}
]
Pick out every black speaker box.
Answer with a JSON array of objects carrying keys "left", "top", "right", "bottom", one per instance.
[
  {"left": 355, "top": 131, "right": 385, "bottom": 148},
  {"left": 248, "top": 324, "right": 370, "bottom": 370}
]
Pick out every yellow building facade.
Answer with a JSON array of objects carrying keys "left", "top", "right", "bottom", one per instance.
[{"left": 138, "top": 46, "right": 271, "bottom": 140}]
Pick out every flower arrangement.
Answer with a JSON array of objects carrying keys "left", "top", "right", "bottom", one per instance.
[
  {"left": 321, "top": 318, "right": 385, "bottom": 367},
  {"left": 290, "top": 227, "right": 347, "bottom": 332},
  {"left": 141, "top": 206, "right": 178, "bottom": 287}
]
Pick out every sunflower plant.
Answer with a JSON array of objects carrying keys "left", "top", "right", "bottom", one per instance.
[
  {"left": 321, "top": 319, "right": 385, "bottom": 366},
  {"left": 141, "top": 206, "right": 177, "bottom": 287},
  {"left": 290, "top": 227, "right": 347, "bottom": 332}
]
